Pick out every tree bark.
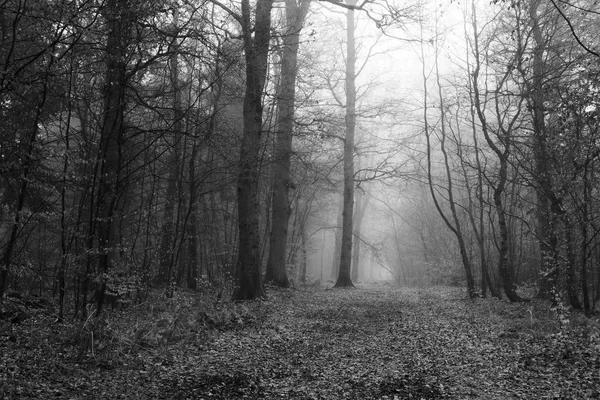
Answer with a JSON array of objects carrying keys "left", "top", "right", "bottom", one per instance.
[
  {"left": 470, "top": 2, "right": 526, "bottom": 302},
  {"left": 234, "top": 0, "right": 274, "bottom": 300},
  {"left": 93, "top": 0, "right": 132, "bottom": 314},
  {"left": 492, "top": 164, "right": 523, "bottom": 302},
  {"left": 564, "top": 214, "right": 582, "bottom": 309},
  {"left": 527, "top": 0, "right": 559, "bottom": 300},
  {"left": 331, "top": 195, "right": 343, "bottom": 281},
  {"left": 334, "top": 0, "right": 357, "bottom": 288},
  {"left": 462, "top": 7, "right": 499, "bottom": 298},
  {"left": 186, "top": 136, "right": 200, "bottom": 290},
  {"left": 299, "top": 227, "right": 308, "bottom": 284},
  {"left": 581, "top": 165, "right": 591, "bottom": 313},
  {"left": 157, "top": 26, "right": 184, "bottom": 288},
  {"left": 435, "top": 77, "right": 476, "bottom": 297},
  {"left": 351, "top": 191, "right": 369, "bottom": 282},
  {"left": 264, "top": 0, "right": 311, "bottom": 287},
  {"left": 58, "top": 59, "right": 76, "bottom": 321},
  {"left": 422, "top": 13, "right": 476, "bottom": 297}
]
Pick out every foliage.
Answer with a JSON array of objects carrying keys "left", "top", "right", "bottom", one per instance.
[
  {"left": 1, "top": 285, "right": 599, "bottom": 399},
  {"left": 423, "top": 259, "right": 465, "bottom": 287}
]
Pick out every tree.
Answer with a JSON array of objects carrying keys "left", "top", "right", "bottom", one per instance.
[
  {"left": 351, "top": 188, "right": 370, "bottom": 282},
  {"left": 234, "top": 0, "right": 275, "bottom": 300},
  {"left": 525, "top": 0, "right": 560, "bottom": 300},
  {"left": 0, "top": 0, "right": 76, "bottom": 312},
  {"left": 264, "top": 0, "right": 312, "bottom": 287},
  {"left": 469, "top": 3, "right": 528, "bottom": 302},
  {"left": 420, "top": 10, "right": 478, "bottom": 298},
  {"left": 462, "top": 0, "right": 500, "bottom": 298},
  {"left": 156, "top": 11, "right": 185, "bottom": 292},
  {"left": 91, "top": 0, "right": 136, "bottom": 315},
  {"left": 334, "top": 0, "right": 358, "bottom": 288}
]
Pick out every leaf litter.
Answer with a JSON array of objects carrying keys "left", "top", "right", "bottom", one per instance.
[{"left": 1, "top": 284, "right": 599, "bottom": 399}]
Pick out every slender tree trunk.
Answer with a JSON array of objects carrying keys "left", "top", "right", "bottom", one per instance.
[
  {"left": 351, "top": 191, "right": 369, "bottom": 282},
  {"left": 527, "top": 0, "right": 557, "bottom": 300},
  {"left": 234, "top": 0, "right": 274, "bottom": 300},
  {"left": 474, "top": 146, "right": 496, "bottom": 298},
  {"left": 265, "top": 0, "right": 311, "bottom": 287},
  {"left": 435, "top": 80, "right": 476, "bottom": 296},
  {"left": 58, "top": 60, "right": 76, "bottom": 321},
  {"left": 390, "top": 213, "right": 407, "bottom": 285},
  {"left": 140, "top": 160, "right": 158, "bottom": 296},
  {"left": 479, "top": 120, "right": 523, "bottom": 302},
  {"left": 156, "top": 154, "right": 180, "bottom": 283},
  {"left": 422, "top": 16, "right": 476, "bottom": 297},
  {"left": 492, "top": 163, "right": 523, "bottom": 302},
  {"left": 331, "top": 195, "right": 343, "bottom": 281},
  {"left": 299, "top": 227, "right": 308, "bottom": 284},
  {"left": 157, "top": 18, "right": 184, "bottom": 288},
  {"left": 335, "top": 0, "right": 357, "bottom": 288},
  {"left": 77, "top": 106, "right": 96, "bottom": 319},
  {"left": 470, "top": 2, "right": 526, "bottom": 302},
  {"left": 595, "top": 240, "right": 600, "bottom": 306},
  {"left": 201, "top": 63, "right": 224, "bottom": 285},
  {"left": 462, "top": 8, "right": 499, "bottom": 298},
  {"left": 94, "top": 0, "right": 131, "bottom": 315},
  {"left": 564, "top": 214, "right": 582, "bottom": 309},
  {"left": 186, "top": 137, "right": 200, "bottom": 290},
  {"left": 581, "top": 165, "right": 591, "bottom": 313}
]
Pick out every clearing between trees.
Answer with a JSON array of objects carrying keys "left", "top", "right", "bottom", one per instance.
[{"left": 1, "top": 284, "right": 599, "bottom": 399}]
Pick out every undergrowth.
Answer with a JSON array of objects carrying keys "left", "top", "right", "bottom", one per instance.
[{"left": 71, "top": 286, "right": 271, "bottom": 367}]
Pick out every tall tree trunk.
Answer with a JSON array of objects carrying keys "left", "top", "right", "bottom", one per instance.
[
  {"left": 564, "top": 214, "right": 582, "bottom": 309},
  {"left": 156, "top": 162, "right": 179, "bottom": 286},
  {"left": 334, "top": 0, "right": 357, "bottom": 288},
  {"left": 422, "top": 15, "right": 476, "bottom": 297},
  {"left": 351, "top": 191, "right": 369, "bottom": 282},
  {"left": 528, "top": 0, "right": 558, "bottom": 300},
  {"left": 172, "top": 135, "right": 190, "bottom": 291},
  {"left": 435, "top": 67, "right": 476, "bottom": 297},
  {"left": 94, "top": 0, "right": 130, "bottom": 315},
  {"left": 200, "top": 61, "right": 224, "bottom": 285},
  {"left": 462, "top": 7, "right": 499, "bottom": 298},
  {"left": 331, "top": 195, "right": 343, "bottom": 281},
  {"left": 299, "top": 227, "right": 308, "bottom": 284},
  {"left": 476, "top": 105, "right": 524, "bottom": 303},
  {"left": 157, "top": 18, "right": 183, "bottom": 289},
  {"left": 477, "top": 109, "right": 524, "bottom": 302},
  {"left": 470, "top": 2, "right": 526, "bottom": 302},
  {"left": 186, "top": 136, "right": 200, "bottom": 290},
  {"left": 58, "top": 59, "right": 76, "bottom": 321},
  {"left": 265, "top": 0, "right": 311, "bottom": 287},
  {"left": 492, "top": 163, "right": 523, "bottom": 302},
  {"left": 390, "top": 213, "right": 407, "bottom": 285},
  {"left": 581, "top": 165, "right": 591, "bottom": 313},
  {"left": 234, "top": 0, "right": 274, "bottom": 300}
]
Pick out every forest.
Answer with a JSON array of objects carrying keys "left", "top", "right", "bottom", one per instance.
[{"left": 1, "top": 0, "right": 600, "bottom": 398}]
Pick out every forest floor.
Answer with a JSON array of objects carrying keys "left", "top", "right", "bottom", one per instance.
[{"left": 1, "top": 283, "right": 600, "bottom": 399}]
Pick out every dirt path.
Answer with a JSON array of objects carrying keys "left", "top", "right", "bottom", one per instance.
[
  {"left": 3, "top": 285, "right": 599, "bottom": 399},
  {"left": 125, "top": 285, "right": 599, "bottom": 399}
]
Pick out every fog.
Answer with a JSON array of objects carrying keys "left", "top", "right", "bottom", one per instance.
[{"left": 293, "top": 0, "right": 469, "bottom": 286}]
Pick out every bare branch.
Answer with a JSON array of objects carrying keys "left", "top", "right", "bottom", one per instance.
[
  {"left": 208, "top": 0, "right": 243, "bottom": 25},
  {"left": 318, "top": 0, "right": 372, "bottom": 11}
]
